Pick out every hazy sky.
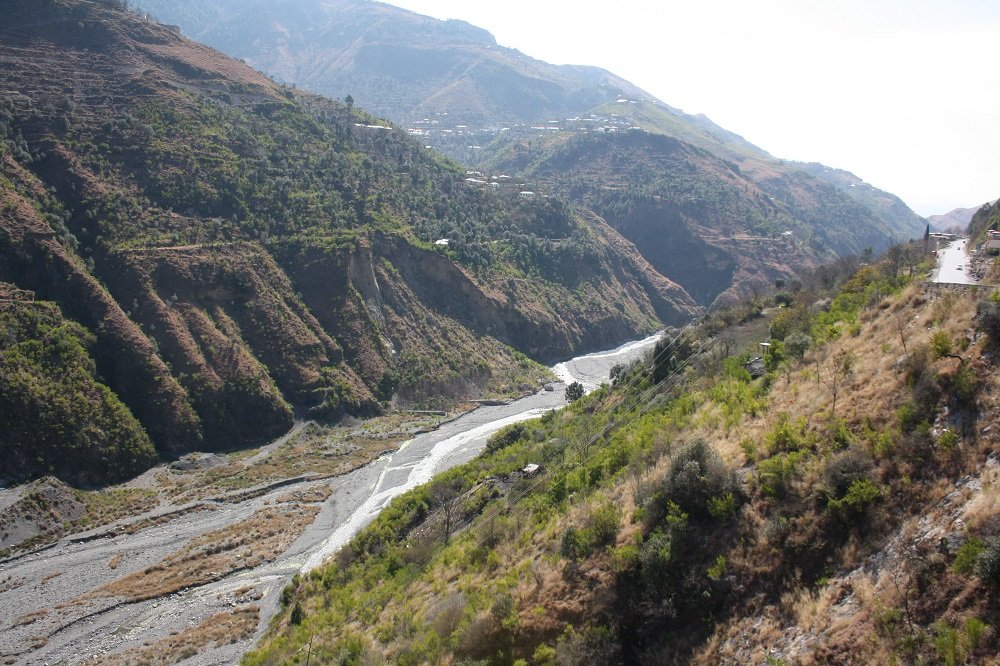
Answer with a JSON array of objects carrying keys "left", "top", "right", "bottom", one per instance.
[{"left": 388, "top": 0, "right": 999, "bottom": 216}]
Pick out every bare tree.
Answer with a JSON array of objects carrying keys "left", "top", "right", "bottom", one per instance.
[
  {"left": 820, "top": 350, "right": 855, "bottom": 419},
  {"left": 893, "top": 313, "right": 909, "bottom": 354},
  {"left": 433, "top": 478, "right": 465, "bottom": 545}
]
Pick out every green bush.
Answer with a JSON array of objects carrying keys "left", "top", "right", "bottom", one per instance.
[
  {"left": 587, "top": 503, "right": 622, "bottom": 548},
  {"left": 953, "top": 537, "right": 984, "bottom": 575},
  {"left": 660, "top": 440, "right": 740, "bottom": 519},
  {"left": 974, "top": 536, "right": 1000, "bottom": 586},
  {"left": 565, "top": 381, "right": 585, "bottom": 402},
  {"left": 826, "top": 478, "right": 883, "bottom": 516},
  {"left": 757, "top": 451, "right": 808, "bottom": 498},
  {"left": 764, "top": 412, "right": 809, "bottom": 454},
  {"left": 822, "top": 450, "right": 874, "bottom": 500},
  {"left": 560, "top": 527, "right": 587, "bottom": 561}
]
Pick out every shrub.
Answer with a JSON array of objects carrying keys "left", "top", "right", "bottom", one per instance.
[
  {"left": 784, "top": 331, "right": 812, "bottom": 360},
  {"left": 974, "top": 536, "right": 1000, "bottom": 586},
  {"left": 485, "top": 423, "right": 526, "bottom": 454},
  {"left": 706, "top": 554, "right": 727, "bottom": 581},
  {"left": 565, "top": 382, "right": 584, "bottom": 402},
  {"left": 764, "top": 412, "right": 809, "bottom": 454},
  {"left": 930, "top": 330, "right": 954, "bottom": 360},
  {"left": 290, "top": 602, "right": 304, "bottom": 625},
  {"left": 707, "top": 492, "right": 738, "bottom": 519},
  {"left": 639, "top": 530, "right": 674, "bottom": 585},
  {"left": 826, "top": 478, "right": 883, "bottom": 517},
  {"left": 660, "top": 440, "right": 739, "bottom": 519},
  {"left": 757, "top": 451, "right": 808, "bottom": 498},
  {"left": 587, "top": 502, "right": 621, "bottom": 548},
  {"left": 822, "top": 450, "right": 874, "bottom": 500},
  {"left": 953, "top": 537, "right": 985, "bottom": 575},
  {"left": 560, "top": 527, "right": 587, "bottom": 561},
  {"left": 975, "top": 296, "right": 1000, "bottom": 348}
]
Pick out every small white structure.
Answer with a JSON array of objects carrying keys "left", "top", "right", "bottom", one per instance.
[
  {"left": 434, "top": 239, "right": 450, "bottom": 246},
  {"left": 522, "top": 463, "right": 540, "bottom": 477},
  {"left": 519, "top": 191, "right": 535, "bottom": 199}
]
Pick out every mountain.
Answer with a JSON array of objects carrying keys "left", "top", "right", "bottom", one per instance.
[
  {"left": 246, "top": 247, "right": 1000, "bottom": 665},
  {"left": 0, "top": 0, "right": 698, "bottom": 485},
  {"left": 478, "top": 128, "right": 926, "bottom": 305},
  {"left": 929, "top": 202, "right": 994, "bottom": 232},
  {"left": 967, "top": 198, "right": 1000, "bottom": 241},
  {"left": 132, "top": 0, "right": 927, "bottom": 305},
  {"left": 132, "top": 0, "right": 653, "bottom": 127}
]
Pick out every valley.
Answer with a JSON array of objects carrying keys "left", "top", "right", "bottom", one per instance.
[
  {"left": 0, "top": 335, "right": 657, "bottom": 665},
  {"left": 2, "top": 1, "right": 998, "bottom": 664}
]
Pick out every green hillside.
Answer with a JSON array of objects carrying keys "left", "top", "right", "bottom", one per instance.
[
  {"left": 247, "top": 244, "right": 1000, "bottom": 664},
  {"left": 0, "top": 0, "right": 696, "bottom": 484}
]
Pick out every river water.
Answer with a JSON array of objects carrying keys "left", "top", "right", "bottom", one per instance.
[{"left": 300, "top": 330, "right": 662, "bottom": 572}]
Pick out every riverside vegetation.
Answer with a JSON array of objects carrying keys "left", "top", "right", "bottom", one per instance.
[{"left": 248, "top": 242, "right": 1000, "bottom": 664}]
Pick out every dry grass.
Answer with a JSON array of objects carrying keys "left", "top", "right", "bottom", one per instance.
[
  {"left": 121, "top": 504, "right": 215, "bottom": 535},
  {"left": 84, "top": 605, "right": 259, "bottom": 666},
  {"left": 12, "top": 609, "right": 47, "bottom": 627},
  {"left": 93, "top": 504, "right": 318, "bottom": 602},
  {"left": 108, "top": 553, "right": 123, "bottom": 569},
  {"left": 964, "top": 454, "right": 1000, "bottom": 529},
  {"left": 274, "top": 483, "right": 333, "bottom": 504},
  {"left": 161, "top": 415, "right": 442, "bottom": 503}
]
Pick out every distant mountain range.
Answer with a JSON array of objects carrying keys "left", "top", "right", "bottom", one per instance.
[
  {"left": 929, "top": 202, "right": 995, "bottom": 232},
  {"left": 133, "top": 0, "right": 652, "bottom": 126},
  {"left": 134, "top": 0, "right": 928, "bottom": 304}
]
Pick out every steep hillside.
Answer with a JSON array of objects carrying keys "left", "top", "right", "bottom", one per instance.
[
  {"left": 248, "top": 246, "right": 1000, "bottom": 665},
  {"left": 966, "top": 199, "right": 1000, "bottom": 242},
  {"left": 480, "top": 130, "right": 809, "bottom": 306},
  {"left": 131, "top": 0, "right": 651, "bottom": 127},
  {"left": 480, "top": 129, "right": 911, "bottom": 306},
  {"left": 598, "top": 99, "right": 926, "bottom": 244},
  {"left": 930, "top": 203, "right": 994, "bottom": 232},
  {"left": 133, "top": 0, "right": 926, "bottom": 306},
  {"left": 0, "top": 0, "right": 697, "bottom": 484}
]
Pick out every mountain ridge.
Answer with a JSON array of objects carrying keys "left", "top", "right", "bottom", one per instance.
[
  {"left": 0, "top": 0, "right": 696, "bottom": 485},
  {"left": 134, "top": 0, "right": 927, "bottom": 305}
]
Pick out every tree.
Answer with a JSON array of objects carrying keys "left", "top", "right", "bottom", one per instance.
[
  {"left": 784, "top": 331, "right": 812, "bottom": 361},
  {"left": 565, "top": 381, "right": 584, "bottom": 402},
  {"left": 820, "top": 350, "right": 855, "bottom": 418},
  {"left": 344, "top": 94, "right": 354, "bottom": 110},
  {"left": 432, "top": 477, "right": 465, "bottom": 544},
  {"left": 930, "top": 330, "right": 964, "bottom": 365}
]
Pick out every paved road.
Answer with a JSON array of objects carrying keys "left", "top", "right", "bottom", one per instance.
[
  {"left": 934, "top": 238, "right": 976, "bottom": 285},
  {"left": 0, "top": 331, "right": 663, "bottom": 665}
]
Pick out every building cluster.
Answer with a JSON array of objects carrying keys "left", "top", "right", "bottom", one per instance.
[
  {"left": 463, "top": 170, "right": 535, "bottom": 198},
  {"left": 405, "top": 101, "right": 646, "bottom": 147},
  {"left": 986, "top": 229, "right": 1000, "bottom": 252}
]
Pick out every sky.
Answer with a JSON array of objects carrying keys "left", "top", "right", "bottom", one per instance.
[{"left": 388, "top": 0, "right": 1000, "bottom": 216}]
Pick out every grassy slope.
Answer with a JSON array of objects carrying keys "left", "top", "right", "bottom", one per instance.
[{"left": 247, "top": 247, "right": 1000, "bottom": 665}]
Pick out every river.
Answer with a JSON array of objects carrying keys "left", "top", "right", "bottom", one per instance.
[
  {"left": 301, "top": 329, "right": 662, "bottom": 572},
  {"left": 0, "top": 331, "right": 662, "bottom": 665}
]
